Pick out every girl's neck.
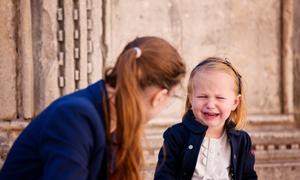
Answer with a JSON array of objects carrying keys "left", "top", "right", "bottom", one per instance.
[{"left": 205, "top": 127, "right": 225, "bottom": 139}]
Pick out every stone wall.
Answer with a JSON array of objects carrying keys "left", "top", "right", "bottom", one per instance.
[{"left": 0, "top": 0, "right": 300, "bottom": 179}]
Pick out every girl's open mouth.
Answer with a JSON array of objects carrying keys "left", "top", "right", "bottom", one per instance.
[{"left": 203, "top": 112, "right": 219, "bottom": 119}]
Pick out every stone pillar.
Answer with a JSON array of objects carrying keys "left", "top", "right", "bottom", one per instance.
[
  {"left": 32, "top": 0, "right": 59, "bottom": 113},
  {"left": 32, "top": 0, "right": 103, "bottom": 113},
  {"left": 0, "top": 0, "right": 17, "bottom": 120},
  {"left": 20, "top": 0, "right": 34, "bottom": 119}
]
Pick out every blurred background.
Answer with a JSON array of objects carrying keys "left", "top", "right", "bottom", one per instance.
[{"left": 0, "top": 0, "right": 299, "bottom": 179}]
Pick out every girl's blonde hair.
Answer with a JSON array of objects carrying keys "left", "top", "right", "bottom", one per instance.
[
  {"left": 104, "top": 36, "right": 186, "bottom": 180},
  {"left": 185, "top": 57, "right": 246, "bottom": 129}
]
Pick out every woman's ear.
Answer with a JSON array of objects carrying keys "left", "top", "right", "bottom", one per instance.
[
  {"left": 231, "top": 94, "right": 241, "bottom": 111},
  {"left": 151, "top": 89, "right": 168, "bottom": 107}
]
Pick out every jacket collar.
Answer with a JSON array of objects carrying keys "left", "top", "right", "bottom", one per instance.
[
  {"left": 86, "top": 80, "right": 108, "bottom": 126},
  {"left": 182, "top": 110, "right": 240, "bottom": 135},
  {"left": 182, "top": 110, "right": 208, "bottom": 134},
  {"left": 87, "top": 80, "right": 107, "bottom": 111},
  {"left": 226, "top": 120, "right": 240, "bottom": 135}
]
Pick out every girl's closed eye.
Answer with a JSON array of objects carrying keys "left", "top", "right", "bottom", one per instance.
[
  {"left": 216, "top": 96, "right": 226, "bottom": 100},
  {"left": 197, "top": 95, "right": 207, "bottom": 99}
]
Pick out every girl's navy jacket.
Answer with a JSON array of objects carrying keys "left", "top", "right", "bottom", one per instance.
[
  {"left": 154, "top": 110, "right": 258, "bottom": 180},
  {"left": 0, "top": 81, "right": 108, "bottom": 180}
]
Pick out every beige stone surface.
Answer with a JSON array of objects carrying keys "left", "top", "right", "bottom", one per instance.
[
  {"left": 256, "top": 164, "right": 300, "bottom": 180},
  {"left": 105, "top": 0, "right": 189, "bottom": 122},
  {"left": 0, "top": 121, "right": 24, "bottom": 166},
  {"left": 32, "top": 0, "right": 59, "bottom": 113},
  {"left": 105, "top": 0, "right": 183, "bottom": 66},
  {"left": 63, "top": 0, "right": 75, "bottom": 94},
  {"left": 105, "top": 0, "right": 282, "bottom": 120},
  {"left": 89, "top": 0, "right": 104, "bottom": 83},
  {"left": 0, "top": 0, "right": 17, "bottom": 120},
  {"left": 180, "top": 0, "right": 281, "bottom": 114}
]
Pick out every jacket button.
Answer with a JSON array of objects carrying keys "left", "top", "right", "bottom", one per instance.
[
  {"left": 233, "top": 154, "right": 236, "bottom": 159},
  {"left": 188, "top": 145, "right": 193, "bottom": 149}
]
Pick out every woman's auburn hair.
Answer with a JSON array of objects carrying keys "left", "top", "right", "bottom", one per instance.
[
  {"left": 185, "top": 57, "right": 246, "bottom": 129},
  {"left": 104, "top": 36, "right": 186, "bottom": 180}
]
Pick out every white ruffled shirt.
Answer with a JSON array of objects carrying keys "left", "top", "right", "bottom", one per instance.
[{"left": 192, "top": 132, "right": 231, "bottom": 180}]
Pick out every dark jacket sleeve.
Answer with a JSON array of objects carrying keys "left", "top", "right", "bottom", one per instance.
[
  {"left": 39, "top": 100, "right": 105, "bottom": 180},
  {"left": 154, "top": 127, "right": 185, "bottom": 180},
  {"left": 242, "top": 132, "right": 258, "bottom": 180}
]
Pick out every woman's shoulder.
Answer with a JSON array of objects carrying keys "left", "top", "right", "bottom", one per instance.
[
  {"left": 35, "top": 88, "right": 105, "bottom": 133},
  {"left": 53, "top": 95, "right": 95, "bottom": 113},
  {"left": 37, "top": 93, "right": 106, "bottom": 146},
  {"left": 49, "top": 83, "right": 104, "bottom": 115},
  {"left": 49, "top": 80, "right": 105, "bottom": 113}
]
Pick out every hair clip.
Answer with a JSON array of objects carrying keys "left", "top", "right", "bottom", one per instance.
[
  {"left": 224, "top": 57, "right": 231, "bottom": 65},
  {"left": 223, "top": 58, "right": 241, "bottom": 78},
  {"left": 134, "top": 47, "right": 142, "bottom": 58}
]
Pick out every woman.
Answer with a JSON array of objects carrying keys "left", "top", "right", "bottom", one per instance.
[{"left": 0, "top": 36, "right": 186, "bottom": 180}]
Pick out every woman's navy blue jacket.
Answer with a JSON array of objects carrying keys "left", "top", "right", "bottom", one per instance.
[
  {"left": 154, "top": 110, "right": 257, "bottom": 180},
  {"left": 0, "top": 80, "right": 108, "bottom": 180}
]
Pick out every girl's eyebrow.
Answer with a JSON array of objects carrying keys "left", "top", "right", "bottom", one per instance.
[
  {"left": 215, "top": 94, "right": 225, "bottom": 96},
  {"left": 195, "top": 92, "right": 206, "bottom": 95}
]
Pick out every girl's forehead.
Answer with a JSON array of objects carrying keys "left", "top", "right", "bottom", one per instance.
[
  {"left": 192, "top": 70, "right": 237, "bottom": 91},
  {"left": 193, "top": 69, "right": 234, "bottom": 81}
]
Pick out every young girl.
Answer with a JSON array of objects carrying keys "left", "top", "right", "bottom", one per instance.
[
  {"left": 0, "top": 36, "right": 186, "bottom": 180},
  {"left": 154, "top": 57, "right": 257, "bottom": 180}
]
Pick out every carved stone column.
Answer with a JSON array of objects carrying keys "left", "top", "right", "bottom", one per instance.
[{"left": 33, "top": 0, "right": 103, "bottom": 113}]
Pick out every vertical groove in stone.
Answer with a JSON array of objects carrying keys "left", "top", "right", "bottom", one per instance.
[
  {"left": 87, "top": 0, "right": 93, "bottom": 84},
  {"left": 57, "top": 0, "right": 65, "bottom": 96}
]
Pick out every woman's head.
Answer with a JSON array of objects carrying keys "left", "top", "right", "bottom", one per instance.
[
  {"left": 105, "top": 36, "right": 186, "bottom": 179},
  {"left": 186, "top": 57, "right": 245, "bottom": 132},
  {"left": 106, "top": 36, "right": 185, "bottom": 91}
]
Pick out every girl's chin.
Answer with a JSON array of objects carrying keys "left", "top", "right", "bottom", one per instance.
[
  {"left": 197, "top": 117, "right": 217, "bottom": 126},
  {"left": 198, "top": 117, "right": 225, "bottom": 127}
]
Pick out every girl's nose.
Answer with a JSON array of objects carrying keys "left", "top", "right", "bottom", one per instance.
[{"left": 206, "top": 99, "right": 216, "bottom": 109}]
